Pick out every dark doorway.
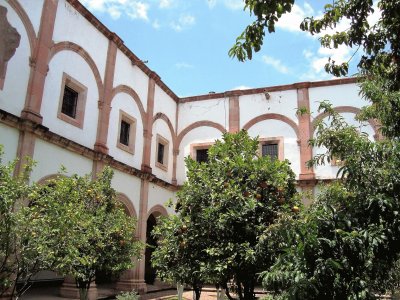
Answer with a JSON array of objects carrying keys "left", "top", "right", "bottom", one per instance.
[{"left": 145, "top": 214, "right": 158, "bottom": 284}]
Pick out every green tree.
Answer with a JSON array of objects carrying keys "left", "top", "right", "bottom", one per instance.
[
  {"left": 152, "top": 131, "right": 301, "bottom": 300},
  {"left": 0, "top": 148, "right": 44, "bottom": 299},
  {"left": 228, "top": 1, "right": 400, "bottom": 298},
  {"left": 26, "top": 167, "right": 142, "bottom": 300}
]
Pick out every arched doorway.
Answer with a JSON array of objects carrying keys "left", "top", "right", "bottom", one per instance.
[{"left": 145, "top": 214, "right": 157, "bottom": 284}]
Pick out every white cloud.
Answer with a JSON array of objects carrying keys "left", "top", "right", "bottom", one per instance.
[
  {"left": 207, "top": 0, "right": 217, "bottom": 9},
  {"left": 300, "top": 45, "right": 353, "bottom": 80},
  {"left": 175, "top": 62, "right": 194, "bottom": 69},
  {"left": 276, "top": 2, "right": 314, "bottom": 32},
  {"left": 159, "top": 0, "right": 173, "bottom": 9},
  {"left": 232, "top": 85, "right": 252, "bottom": 90},
  {"left": 80, "top": 0, "right": 149, "bottom": 21},
  {"left": 261, "top": 55, "right": 290, "bottom": 74},
  {"left": 223, "top": 0, "right": 243, "bottom": 10},
  {"left": 170, "top": 13, "right": 196, "bottom": 31},
  {"left": 152, "top": 19, "right": 161, "bottom": 29},
  {"left": 205, "top": 0, "right": 243, "bottom": 10}
]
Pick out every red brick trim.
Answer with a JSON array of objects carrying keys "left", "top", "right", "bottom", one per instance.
[
  {"left": 7, "top": 0, "right": 37, "bottom": 57},
  {"left": 50, "top": 41, "right": 104, "bottom": 101},
  {"left": 176, "top": 121, "right": 226, "bottom": 148},
  {"left": 242, "top": 113, "right": 300, "bottom": 138}
]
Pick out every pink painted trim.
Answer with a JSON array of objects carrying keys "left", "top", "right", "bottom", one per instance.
[
  {"left": 190, "top": 142, "right": 214, "bottom": 160},
  {"left": 180, "top": 78, "right": 358, "bottom": 103},
  {"left": 50, "top": 41, "right": 104, "bottom": 101},
  {"left": 152, "top": 112, "right": 177, "bottom": 148},
  {"left": 117, "top": 193, "right": 137, "bottom": 218},
  {"left": 176, "top": 121, "right": 226, "bottom": 148},
  {"left": 111, "top": 85, "right": 146, "bottom": 131},
  {"left": 258, "top": 136, "right": 284, "bottom": 161},
  {"left": 147, "top": 204, "right": 168, "bottom": 219},
  {"left": 7, "top": 0, "right": 37, "bottom": 57},
  {"left": 242, "top": 113, "right": 300, "bottom": 138},
  {"left": 311, "top": 106, "right": 380, "bottom": 139},
  {"left": 36, "top": 173, "right": 66, "bottom": 185}
]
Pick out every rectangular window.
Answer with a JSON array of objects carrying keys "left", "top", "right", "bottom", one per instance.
[
  {"left": 259, "top": 137, "right": 284, "bottom": 160},
  {"left": 57, "top": 73, "right": 87, "bottom": 129},
  {"left": 119, "top": 120, "right": 130, "bottom": 146},
  {"left": 196, "top": 148, "right": 209, "bottom": 163},
  {"left": 116, "top": 111, "right": 136, "bottom": 155},
  {"left": 155, "top": 134, "right": 169, "bottom": 171},
  {"left": 262, "top": 143, "right": 278, "bottom": 159},
  {"left": 61, "top": 86, "right": 78, "bottom": 119},
  {"left": 157, "top": 143, "right": 165, "bottom": 164}
]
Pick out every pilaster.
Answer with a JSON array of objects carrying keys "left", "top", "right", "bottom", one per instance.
[{"left": 21, "top": 0, "right": 58, "bottom": 124}]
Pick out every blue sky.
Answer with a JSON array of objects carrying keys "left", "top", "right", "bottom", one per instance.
[{"left": 79, "top": 0, "right": 365, "bottom": 97}]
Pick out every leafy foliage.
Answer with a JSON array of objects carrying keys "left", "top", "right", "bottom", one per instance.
[
  {"left": 24, "top": 167, "right": 142, "bottom": 300},
  {"left": 0, "top": 147, "right": 37, "bottom": 298},
  {"left": 262, "top": 104, "right": 400, "bottom": 299},
  {"left": 152, "top": 131, "right": 301, "bottom": 300}
]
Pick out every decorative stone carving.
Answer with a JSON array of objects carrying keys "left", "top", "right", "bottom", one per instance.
[{"left": 0, "top": 5, "right": 21, "bottom": 89}]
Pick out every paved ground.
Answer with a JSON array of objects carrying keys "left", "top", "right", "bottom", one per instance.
[{"left": 19, "top": 285, "right": 223, "bottom": 300}]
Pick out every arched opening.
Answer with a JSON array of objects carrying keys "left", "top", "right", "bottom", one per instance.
[{"left": 145, "top": 213, "right": 158, "bottom": 284}]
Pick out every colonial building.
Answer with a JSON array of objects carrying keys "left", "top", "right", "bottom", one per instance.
[{"left": 0, "top": 0, "right": 380, "bottom": 297}]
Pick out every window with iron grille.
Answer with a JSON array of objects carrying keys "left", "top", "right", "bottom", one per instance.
[
  {"left": 61, "top": 86, "right": 78, "bottom": 118},
  {"left": 262, "top": 143, "right": 278, "bottom": 159},
  {"left": 157, "top": 143, "right": 165, "bottom": 164},
  {"left": 196, "top": 148, "right": 209, "bottom": 163},
  {"left": 119, "top": 120, "right": 130, "bottom": 146}
]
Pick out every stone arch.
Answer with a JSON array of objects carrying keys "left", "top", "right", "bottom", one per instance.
[
  {"left": 116, "top": 193, "right": 137, "bottom": 218},
  {"left": 50, "top": 41, "right": 104, "bottom": 100},
  {"left": 36, "top": 173, "right": 66, "bottom": 185},
  {"left": 311, "top": 106, "right": 380, "bottom": 139},
  {"left": 242, "top": 113, "right": 300, "bottom": 139},
  {"left": 177, "top": 121, "right": 226, "bottom": 148},
  {"left": 7, "top": 0, "right": 37, "bottom": 57},
  {"left": 111, "top": 85, "right": 146, "bottom": 129},
  {"left": 147, "top": 204, "right": 169, "bottom": 219},
  {"left": 153, "top": 112, "right": 177, "bottom": 149}
]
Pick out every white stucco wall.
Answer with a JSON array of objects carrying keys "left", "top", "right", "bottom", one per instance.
[
  {"left": 178, "top": 97, "right": 228, "bottom": 133},
  {"left": 108, "top": 92, "right": 144, "bottom": 169},
  {"left": 0, "top": 0, "right": 32, "bottom": 117},
  {"left": 19, "top": 0, "right": 44, "bottom": 35},
  {"left": 247, "top": 119, "right": 301, "bottom": 177},
  {"left": 176, "top": 126, "right": 224, "bottom": 185},
  {"left": 41, "top": 51, "right": 99, "bottom": 149},
  {"left": 148, "top": 183, "right": 176, "bottom": 216},
  {"left": 312, "top": 112, "right": 376, "bottom": 179},
  {"left": 240, "top": 90, "right": 298, "bottom": 129},
  {"left": 111, "top": 168, "right": 141, "bottom": 216},
  {"left": 151, "top": 119, "right": 174, "bottom": 182},
  {"left": 0, "top": 123, "right": 19, "bottom": 164},
  {"left": 31, "top": 139, "right": 93, "bottom": 182},
  {"left": 113, "top": 49, "right": 149, "bottom": 109},
  {"left": 52, "top": 0, "right": 108, "bottom": 82},
  {"left": 309, "top": 83, "right": 364, "bottom": 115},
  {"left": 153, "top": 85, "right": 177, "bottom": 132}
]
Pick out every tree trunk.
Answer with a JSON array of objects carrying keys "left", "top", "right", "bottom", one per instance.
[{"left": 76, "top": 279, "right": 91, "bottom": 300}]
